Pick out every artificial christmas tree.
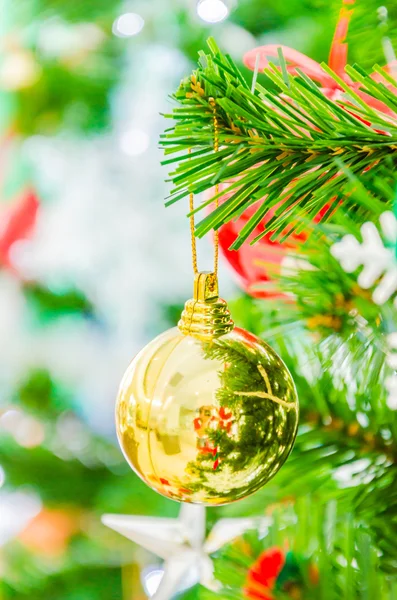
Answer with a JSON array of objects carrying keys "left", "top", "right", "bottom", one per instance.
[
  {"left": 156, "top": 2, "right": 397, "bottom": 596},
  {"left": 1, "top": 1, "right": 397, "bottom": 599}
]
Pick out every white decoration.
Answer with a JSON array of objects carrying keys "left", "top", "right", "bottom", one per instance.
[
  {"left": 330, "top": 211, "right": 397, "bottom": 305},
  {"left": 102, "top": 504, "right": 269, "bottom": 600},
  {"left": 331, "top": 211, "right": 397, "bottom": 409}
]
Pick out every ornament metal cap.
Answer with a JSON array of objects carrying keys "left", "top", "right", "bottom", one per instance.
[{"left": 178, "top": 271, "right": 234, "bottom": 341}]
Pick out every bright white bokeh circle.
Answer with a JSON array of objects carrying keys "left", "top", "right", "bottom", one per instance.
[
  {"left": 197, "top": 0, "right": 229, "bottom": 23},
  {"left": 119, "top": 128, "right": 150, "bottom": 156},
  {"left": 113, "top": 12, "right": 145, "bottom": 37}
]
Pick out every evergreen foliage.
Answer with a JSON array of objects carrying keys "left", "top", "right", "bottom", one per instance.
[
  {"left": 161, "top": 40, "right": 397, "bottom": 246},
  {"left": 160, "top": 17, "right": 397, "bottom": 596}
]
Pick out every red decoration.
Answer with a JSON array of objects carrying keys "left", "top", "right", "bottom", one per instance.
[
  {"left": 243, "top": 0, "right": 397, "bottom": 117},
  {"left": 212, "top": 186, "right": 305, "bottom": 297},
  {"left": 210, "top": 0, "right": 396, "bottom": 298},
  {"left": 0, "top": 132, "right": 40, "bottom": 276},
  {"left": 0, "top": 188, "right": 39, "bottom": 271},
  {"left": 18, "top": 508, "right": 79, "bottom": 557},
  {"left": 244, "top": 547, "right": 285, "bottom": 600}
]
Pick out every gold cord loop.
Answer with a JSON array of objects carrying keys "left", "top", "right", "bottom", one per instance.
[{"left": 189, "top": 98, "right": 220, "bottom": 277}]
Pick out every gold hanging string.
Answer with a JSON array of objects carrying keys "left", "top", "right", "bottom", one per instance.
[
  {"left": 212, "top": 98, "right": 220, "bottom": 278},
  {"left": 189, "top": 166, "right": 199, "bottom": 275},
  {"left": 189, "top": 98, "right": 220, "bottom": 277}
]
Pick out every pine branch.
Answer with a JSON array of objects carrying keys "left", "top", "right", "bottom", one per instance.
[
  {"left": 227, "top": 273, "right": 397, "bottom": 570},
  {"left": 161, "top": 39, "right": 397, "bottom": 247},
  {"left": 226, "top": 175, "right": 397, "bottom": 400},
  {"left": 211, "top": 331, "right": 397, "bottom": 569},
  {"left": 197, "top": 496, "right": 397, "bottom": 600}
]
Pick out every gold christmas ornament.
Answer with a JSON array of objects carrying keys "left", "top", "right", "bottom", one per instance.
[
  {"left": 115, "top": 101, "right": 298, "bottom": 505},
  {"left": 116, "top": 271, "right": 298, "bottom": 505}
]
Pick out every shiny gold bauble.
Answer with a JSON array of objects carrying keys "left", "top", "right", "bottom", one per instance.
[{"left": 116, "top": 273, "right": 298, "bottom": 505}]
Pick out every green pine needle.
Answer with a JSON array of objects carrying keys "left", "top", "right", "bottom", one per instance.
[{"left": 161, "top": 39, "right": 397, "bottom": 247}]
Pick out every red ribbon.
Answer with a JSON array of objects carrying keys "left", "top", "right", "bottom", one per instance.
[{"left": 243, "top": 0, "right": 397, "bottom": 118}]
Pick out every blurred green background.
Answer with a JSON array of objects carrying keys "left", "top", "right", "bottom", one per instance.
[{"left": 0, "top": 1, "right": 395, "bottom": 599}]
